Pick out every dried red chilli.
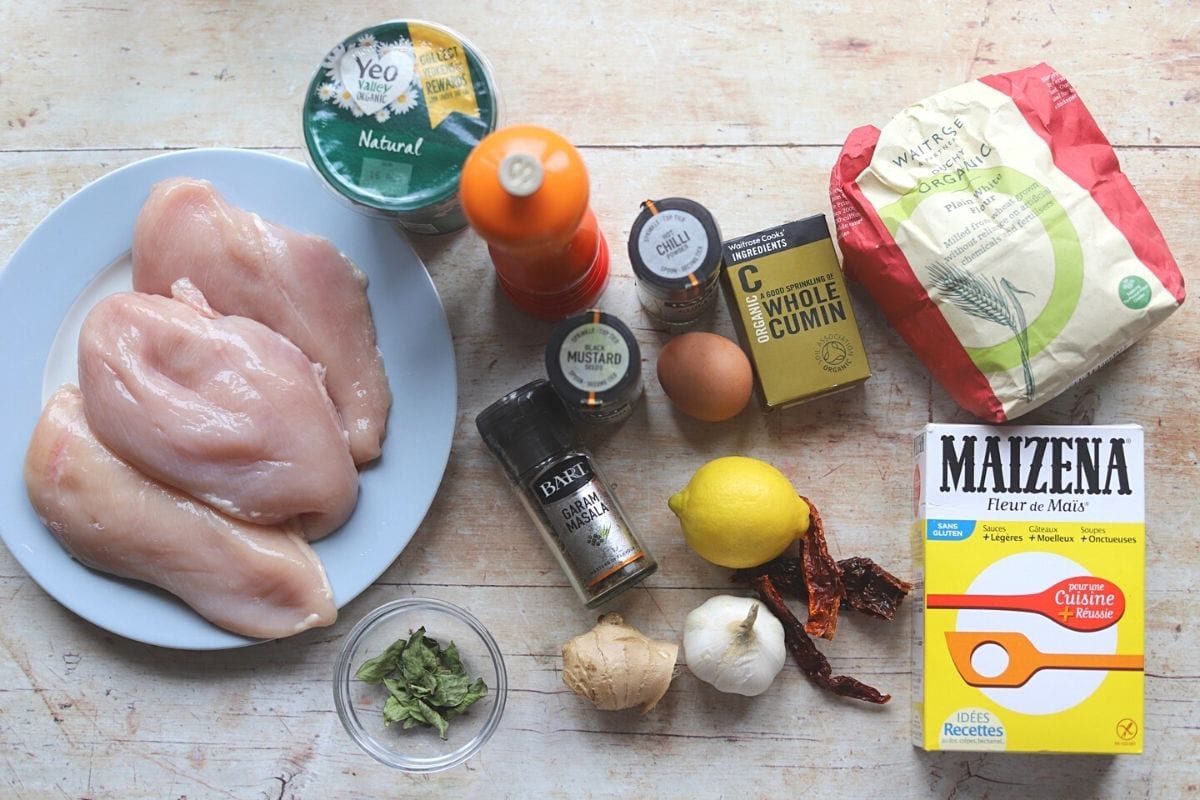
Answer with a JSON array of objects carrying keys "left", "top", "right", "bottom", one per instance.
[
  {"left": 839, "top": 556, "right": 912, "bottom": 620},
  {"left": 751, "top": 574, "right": 890, "bottom": 704},
  {"left": 797, "top": 496, "right": 843, "bottom": 640},
  {"left": 730, "top": 497, "right": 908, "bottom": 702},
  {"left": 737, "top": 555, "right": 911, "bottom": 621}
]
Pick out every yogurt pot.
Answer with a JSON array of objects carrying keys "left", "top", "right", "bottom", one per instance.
[{"left": 302, "top": 21, "right": 501, "bottom": 235}]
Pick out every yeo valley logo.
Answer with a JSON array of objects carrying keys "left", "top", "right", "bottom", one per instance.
[
  {"left": 314, "top": 34, "right": 421, "bottom": 122},
  {"left": 339, "top": 46, "right": 413, "bottom": 115}
]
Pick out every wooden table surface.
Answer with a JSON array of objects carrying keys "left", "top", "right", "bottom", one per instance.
[{"left": 3, "top": 2, "right": 1198, "bottom": 798}]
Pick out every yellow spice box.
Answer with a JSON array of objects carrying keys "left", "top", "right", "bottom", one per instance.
[
  {"left": 721, "top": 215, "right": 870, "bottom": 411},
  {"left": 912, "top": 423, "right": 1144, "bottom": 754}
]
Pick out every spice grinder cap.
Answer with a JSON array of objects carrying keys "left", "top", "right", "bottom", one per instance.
[
  {"left": 459, "top": 125, "right": 591, "bottom": 250},
  {"left": 475, "top": 379, "right": 579, "bottom": 476},
  {"left": 498, "top": 153, "right": 544, "bottom": 197}
]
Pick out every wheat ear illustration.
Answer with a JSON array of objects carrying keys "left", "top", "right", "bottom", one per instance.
[{"left": 927, "top": 262, "right": 1036, "bottom": 402}]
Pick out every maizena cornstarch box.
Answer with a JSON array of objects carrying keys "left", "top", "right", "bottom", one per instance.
[{"left": 912, "top": 423, "right": 1144, "bottom": 754}]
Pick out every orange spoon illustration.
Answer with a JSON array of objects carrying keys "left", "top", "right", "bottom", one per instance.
[
  {"left": 945, "top": 631, "right": 1144, "bottom": 688},
  {"left": 927, "top": 576, "right": 1125, "bottom": 632}
]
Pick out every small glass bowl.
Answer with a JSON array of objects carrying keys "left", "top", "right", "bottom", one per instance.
[{"left": 334, "top": 598, "right": 507, "bottom": 772}]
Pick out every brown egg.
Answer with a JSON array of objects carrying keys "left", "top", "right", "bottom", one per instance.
[{"left": 656, "top": 332, "right": 754, "bottom": 422}]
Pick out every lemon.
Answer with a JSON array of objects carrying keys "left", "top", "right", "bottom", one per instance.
[{"left": 668, "top": 456, "right": 810, "bottom": 569}]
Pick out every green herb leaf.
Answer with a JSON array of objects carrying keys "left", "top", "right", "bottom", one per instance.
[
  {"left": 408, "top": 670, "right": 437, "bottom": 697},
  {"left": 413, "top": 697, "right": 451, "bottom": 739},
  {"left": 355, "top": 637, "right": 408, "bottom": 683},
  {"left": 382, "top": 677, "right": 410, "bottom": 702},
  {"left": 442, "top": 641, "right": 463, "bottom": 674},
  {"left": 401, "top": 628, "right": 440, "bottom": 684},
  {"left": 357, "top": 625, "right": 490, "bottom": 738},
  {"left": 446, "top": 678, "right": 488, "bottom": 720},
  {"left": 382, "top": 694, "right": 410, "bottom": 725},
  {"left": 429, "top": 671, "right": 471, "bottom": 708}
]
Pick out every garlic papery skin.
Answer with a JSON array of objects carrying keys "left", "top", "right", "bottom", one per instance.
[{"left": 683, "top": 595, "right": 787, "bottom": 696}]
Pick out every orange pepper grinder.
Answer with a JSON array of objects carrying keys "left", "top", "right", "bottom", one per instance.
[{"left": 459, "top": 125, "right": 610, "bottom": 321}]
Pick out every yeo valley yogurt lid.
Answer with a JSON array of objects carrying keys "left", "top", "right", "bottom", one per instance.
[{"left": 302, "top": 20, "right": 500, "bottom": 233}]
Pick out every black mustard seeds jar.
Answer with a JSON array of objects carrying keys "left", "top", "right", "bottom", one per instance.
[{"left": 545, "top": 310, "right": 643, "bottom": 424}]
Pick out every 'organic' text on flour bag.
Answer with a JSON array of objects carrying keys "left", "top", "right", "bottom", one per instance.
[{"left": 830, "top": 63, "right": 1185, "bottom": 422}]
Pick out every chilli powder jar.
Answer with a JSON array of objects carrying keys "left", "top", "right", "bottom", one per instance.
[{"left": 628, "top": 197, "right": 723, "bottom": 328}]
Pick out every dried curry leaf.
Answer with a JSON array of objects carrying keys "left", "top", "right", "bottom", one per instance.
[
  {"left": 382, "top": 677, "right": 409, "bottom": 701},
  {"left": 400, "top": 628, "right": 440, "bottom": 683},
  {"left": 355, "top": 638, "right": 408, "bottom": 683},
  {"left": 447, "top": 678, "right": 489, "bottom": 720},
  {"left": 429, "top": 671, "right": 471, "bottom": 708},
  {"left": 358, "top": 626, "right": 490, "bottom": 739},
  {"left": 443, "top": 641, "right": 464, "bottom": 674},
  {"left": 409, "top": 671, "right": 437, "bottom": 698},
  {"left": 382, "top": 694, "right": 412, "bottom": 725},
  {"left": 413, "top": 697, "right": 450, "bottom": 739}
]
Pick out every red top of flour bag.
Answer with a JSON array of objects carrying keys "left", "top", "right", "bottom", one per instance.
[
  {"left": 978, "top": 66, "right": 1183, "bottom": 304},
  {"left": 830, "top": 63, "right": 1185, "bottom": 422}
]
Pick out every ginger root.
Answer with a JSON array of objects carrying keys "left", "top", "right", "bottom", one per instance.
[{"left": 561, "top": 613, "right": 678, "bottom": 713}]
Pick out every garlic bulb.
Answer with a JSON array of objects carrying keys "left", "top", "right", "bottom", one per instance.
[{"left": 683, "top": 595, "right": 787, "bottom": 696}]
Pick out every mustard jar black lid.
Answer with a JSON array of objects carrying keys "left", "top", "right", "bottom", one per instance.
[{"left": 544, "top": 310, "right": 643, "bottom": 424}]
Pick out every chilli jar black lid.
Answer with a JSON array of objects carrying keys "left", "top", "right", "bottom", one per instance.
[
  {"left": 627, "top": 197, "right": 723, "bottom": 291},
  {"left": 544, "top": 310, "right": 643, "bottom": 424}
]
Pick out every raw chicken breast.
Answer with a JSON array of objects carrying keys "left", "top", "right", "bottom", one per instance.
[
  {"left": 78, "top": 280, "right": 358, "bottom": 540},
  {"left": 24, "top": 386, "right": 337, "bottom": 639},
  {"left": 133, "top": 177, "right": 392, "bottom": 464}
]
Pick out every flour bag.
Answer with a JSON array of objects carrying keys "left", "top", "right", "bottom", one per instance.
[{"left": 830, "top": 63, "right": 1185, "bottom": 422}]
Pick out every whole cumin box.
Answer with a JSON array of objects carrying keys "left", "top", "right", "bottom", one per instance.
[{"left": 721, "top": 216, "right": 870, "bottom": 410}]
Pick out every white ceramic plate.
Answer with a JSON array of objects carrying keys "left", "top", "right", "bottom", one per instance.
[{"left": 0, "top": 148, "right": 456, "bottom": 649}]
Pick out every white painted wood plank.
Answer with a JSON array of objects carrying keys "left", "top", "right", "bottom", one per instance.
[{"left": 1, "top": 2, "right": 1198, "bottom": 150}]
